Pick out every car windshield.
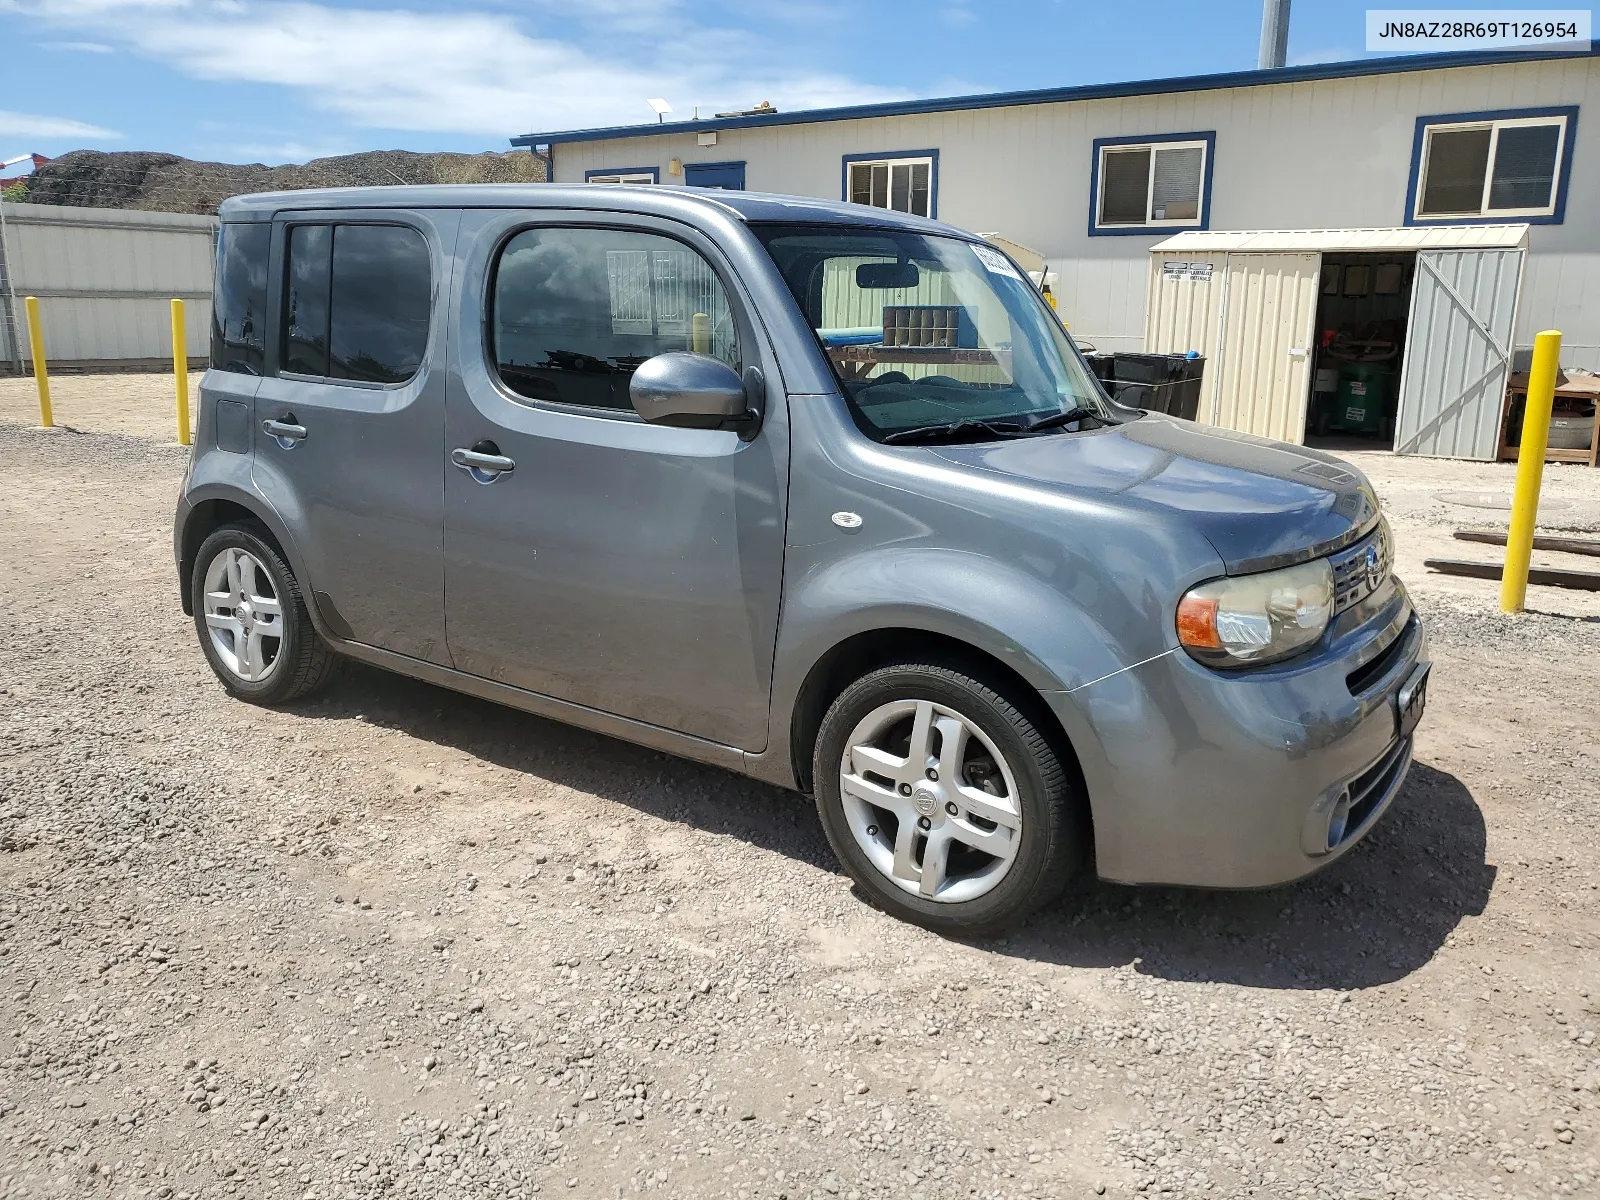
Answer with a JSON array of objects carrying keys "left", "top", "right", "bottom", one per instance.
[{"left": 752, "top": 223, "right": 1112, "bottom": 440}]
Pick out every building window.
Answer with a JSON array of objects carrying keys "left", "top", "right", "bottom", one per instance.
[
  {"left": 585, "top": 167, "right": 659, "bottom": 184},
  {"left": 1410, "top": 107, "right": 1577, "bottom": 223},
  {"left": 842, "top": 151, "right": 938, "bottom": 219},
  {"left": 1090, "top": 133, "right": 1213, "bottom": 234}
]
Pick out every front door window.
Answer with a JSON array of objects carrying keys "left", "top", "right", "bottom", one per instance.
[{"left": 492, "top": 226, "right": 739, "bottom": 412}]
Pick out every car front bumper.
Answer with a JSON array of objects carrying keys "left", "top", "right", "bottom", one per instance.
[{"left": 1046, "top": 579, "right": 1428, "bottom": 888}]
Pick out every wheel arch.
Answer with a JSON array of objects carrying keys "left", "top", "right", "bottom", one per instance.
[
  {"left": 787, "top": 627, "right": 1090, "bottom": 811},
  {"left": 178, "top": 488, "right": 303, "bottom": 617}
]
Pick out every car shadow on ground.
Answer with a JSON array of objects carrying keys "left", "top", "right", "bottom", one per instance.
[
  {"left": 303, "top": 665, "right": 1493, "bottom": 993},
  {"left": 998, "top": 761, "right": 1496, "bottom": 991},
  {"left": 303, "top": 663, "right": 839, "bottom": 869}
]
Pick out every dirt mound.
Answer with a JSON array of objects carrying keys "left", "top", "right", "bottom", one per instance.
[{"left": 18, "top": 148, "right": 547, "bottom": 214}]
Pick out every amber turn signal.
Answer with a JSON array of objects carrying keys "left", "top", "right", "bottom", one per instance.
[{"left": 1176, "top": 594, "right": 1222, "bottom": 649}]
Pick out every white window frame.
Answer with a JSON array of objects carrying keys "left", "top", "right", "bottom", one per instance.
[
  {"left": 846, "top": 155, "right": 935, "bottom": 217},
  {"left": 1414, "top": 114, "right": 1569, "bottom": 220},
  {"left": 1094, "top": 138, "right": 1208, "bottom": 231},
  {"left": 586, "top": 171, "right": 656, "bottom": 185}
]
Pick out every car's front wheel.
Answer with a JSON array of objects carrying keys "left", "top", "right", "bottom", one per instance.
[
  {"left": 191, "top": 523, "right": 340, "bottom": 705},
  {"left": 813, "top": 662, "right": 1086, "bottom": 937}
]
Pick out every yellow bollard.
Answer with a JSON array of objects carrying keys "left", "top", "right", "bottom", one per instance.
[
  {"left": 24, "top": 296, "right": 52, "bottom": 428},
  {"left": 171, "top": 298, "right": 191, "bottom": 447},
  {"left": 691, "top": 311, "right": 711, "bottom": 355},
  {"left": 1500, "top": 329, "right": 1563, "bottom": 613}
]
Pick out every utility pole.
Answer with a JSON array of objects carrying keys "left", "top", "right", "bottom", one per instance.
[{"left": 1258, "top": 0, "right": 1291, "bottom": 69}]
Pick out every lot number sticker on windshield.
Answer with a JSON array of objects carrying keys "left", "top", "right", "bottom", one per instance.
[{"left": 972, "top": 243, "right": 1025, "bottom": 281}]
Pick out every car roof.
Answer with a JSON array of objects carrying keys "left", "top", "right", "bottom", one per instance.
[{"left": 217, "top": 183, "right": 964, "bottom": 237}]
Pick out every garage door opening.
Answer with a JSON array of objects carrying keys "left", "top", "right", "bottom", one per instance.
[{"left": 1304, "top": 252, "right": 1416, "bottom": 451}]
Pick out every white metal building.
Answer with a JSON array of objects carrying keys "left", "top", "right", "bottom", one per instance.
[
  {"left": 0, "top": 202, "right": 216, "bottom": 372},
  {"left": 514, "top": 48, "right": 1599, "bottom": 459}
]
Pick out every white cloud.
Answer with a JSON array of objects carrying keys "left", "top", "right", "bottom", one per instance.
[
  {"left": 0, "top": 107, "right": 122, "bottom": 138},
  {"left": 1, "top": 0, "right": 912, "bottom": 138},
  {"left": 225, "top": 139, "right": 359, "bottom": 165},
  {"left": 39, "top": 38, "right": 115, "bottom": 50},
  {"left": 942, "top": 4, "right": 977, "bottom": 29}
]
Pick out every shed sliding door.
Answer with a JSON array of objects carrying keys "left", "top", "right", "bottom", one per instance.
[
  {"left": 1212, "top": 253, "right": 1320, "bottom": 444},
  {"left": 1145, "top": 252, "right": 1319, "bottom": 444},
  {"left": 1394, "top": 248, "right": 1524, "bottom": 460}
]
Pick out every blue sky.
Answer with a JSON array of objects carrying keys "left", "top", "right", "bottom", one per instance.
[{"left": 0, "top": 1, "right": 1456, "bottom": 166}]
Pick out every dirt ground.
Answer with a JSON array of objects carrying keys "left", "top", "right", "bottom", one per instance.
[
  {"left": 0, "top": 374, "right": 200, "bottom": 445},
  {"left": 0, "top": 377, "right": 1596, "bottom": 1200}
]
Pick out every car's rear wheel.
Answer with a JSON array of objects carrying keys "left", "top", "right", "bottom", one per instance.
[
  {"left": 191, "top": 523, "right": 340, "bottom": 705},
  {"left": 813, "top": 662, "right": 1085, "bottom": 937}
]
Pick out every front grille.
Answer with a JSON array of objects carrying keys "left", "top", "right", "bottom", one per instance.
[
  {"left": 1329, "top": 522, "right": 1393, "bottom": 616},
  {"left": 1346, "top": 616, "right": 1415, "bottom": 695}
]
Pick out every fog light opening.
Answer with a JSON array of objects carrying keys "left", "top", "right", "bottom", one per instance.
[{"left": 1326, "top": 790, "right": 1353, "bottom": 850}]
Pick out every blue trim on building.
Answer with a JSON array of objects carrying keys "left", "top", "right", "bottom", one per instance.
[
  {"left": 1403, "top": 105, "right": 1580, "bottom": 227},
  {"left": 584, "top": 166, "right": 660, "bottom": 183},
  {"left": 1087, "top": 131, "right": 1216, "bottom": 237},
  {"left": 513, "top": 47, "right": 1597, "bottom": 149},
  {"left": 839, "top": 149, "right": 941, "bottom": 220}
]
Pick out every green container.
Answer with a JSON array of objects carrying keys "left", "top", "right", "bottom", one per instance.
[{"left": 1330, "top": 363, "right": 1393, "bottom": 434}]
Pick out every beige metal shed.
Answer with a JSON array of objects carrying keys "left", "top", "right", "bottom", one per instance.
[{"left": 1144, "top": 225, "right": 1530, "bottom": 458}]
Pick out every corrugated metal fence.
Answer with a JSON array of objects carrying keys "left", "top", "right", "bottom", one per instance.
[{"left": 0, "top": 202, "right": 216, "bottom": 372}]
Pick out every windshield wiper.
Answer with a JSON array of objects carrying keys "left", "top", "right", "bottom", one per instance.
[
  {"left": 1024, "top": 405, "right": 1118, "bottom": 433},
  {"left": 882, "top": 418, "right": 1030, "bottom": 445}
]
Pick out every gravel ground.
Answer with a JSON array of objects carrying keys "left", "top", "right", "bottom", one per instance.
[
  {"left": 1, "top": 416, "right": 1597, "bottom": 1200},
  {"left": 0, "top": 376, "right": 198, "bottom": 444}
]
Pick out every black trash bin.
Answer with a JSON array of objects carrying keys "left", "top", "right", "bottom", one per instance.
[
  {"left": 1081, "top": 352, "right": 1118, "bottom": 391},
  {"left": 1102, "top": 352, "right": 1205, "bottom": 421}
]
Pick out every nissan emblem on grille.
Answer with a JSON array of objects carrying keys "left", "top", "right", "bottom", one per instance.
[
  {"left": 1332, "top": 527, "right": 1390, "bottom": 615},
  {"left": 1364, "top": 542, "right": 1383, "bottom": 590}
]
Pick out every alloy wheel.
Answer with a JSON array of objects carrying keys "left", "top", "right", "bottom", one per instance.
[
  {"left": 838, "top": 699, "right": 1023, "bottom": 903},
  {"left": 201, "top": 547, "right": 284, "bottom": 683}
]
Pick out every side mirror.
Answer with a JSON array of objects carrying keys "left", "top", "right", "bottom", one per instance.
[{"left": 630, "top": 352, "right": 760, "bottom": 433}]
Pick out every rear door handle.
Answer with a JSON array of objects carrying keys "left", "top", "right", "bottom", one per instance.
[
  {"left": 452, "top": 443, "right": 515, "bottom": 482},
  {"left": 262, "top": 418, "right": 307, "bottom": 442}
]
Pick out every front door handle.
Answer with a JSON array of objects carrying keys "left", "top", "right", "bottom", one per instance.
[
  {"left": 452, "top": 442, "right": 515, "bottom": 483},
  {"left": 262, "top": 419, "right": 305, "bottom": 448}
]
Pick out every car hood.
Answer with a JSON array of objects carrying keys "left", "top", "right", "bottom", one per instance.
[{"left": 931, "top": 415, "right": 1380, "bottom": 574}]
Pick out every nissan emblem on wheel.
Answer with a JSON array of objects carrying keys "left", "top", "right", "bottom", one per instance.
[{"left": 175, "top": 184, "right": 1428, "bottom": 937}]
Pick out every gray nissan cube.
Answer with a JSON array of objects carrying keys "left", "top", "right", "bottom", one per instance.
[{"left": 175, "top": 185, "right": 1429, "bottom": 936}]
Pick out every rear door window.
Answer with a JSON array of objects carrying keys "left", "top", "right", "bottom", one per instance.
[
  {"left": 281, "top": 222, "right": 432, "bottom": 384},
  {"left": 490, "top": 226, "right": 739, "bottom": 412}
]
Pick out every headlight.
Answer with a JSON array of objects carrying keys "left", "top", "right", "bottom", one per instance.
[{"left": 1176, "top": 558, "right": 1334, "bottom": 668}]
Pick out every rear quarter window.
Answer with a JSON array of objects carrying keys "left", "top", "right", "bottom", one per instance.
[{"left": 211, "top": 222, "right": 271, "bottom": 375}]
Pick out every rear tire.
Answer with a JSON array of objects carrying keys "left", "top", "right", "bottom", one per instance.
[
  {"left": 813, "top": 662, "right": 1085, "bottom": 938},
  {"left": 191, "top": 523, "right": 341, "bottom": 705}
]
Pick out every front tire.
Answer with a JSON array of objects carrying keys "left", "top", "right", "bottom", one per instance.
[
  {"left": 191, "top": 523, "right": 340, "bottom": 705},
  {"left": 813, "top": 662, "right": 1085, "bottom": 938}
]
